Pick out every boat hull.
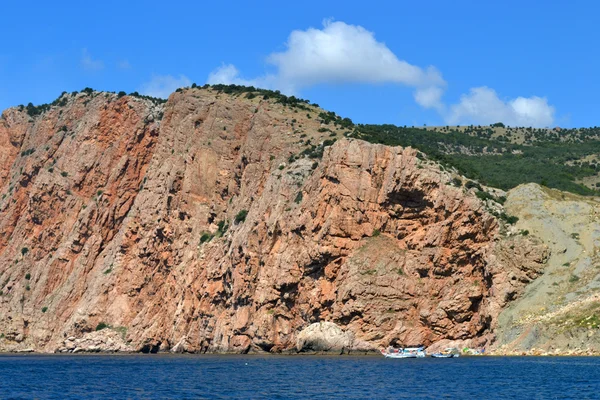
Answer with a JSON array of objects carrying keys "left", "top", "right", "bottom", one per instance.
[
  {"left": 381, "top": 348, "right": 426, "bottom": 358},
  {"left": 431, "top": 353, "right": 460, "bottom": 358},
  {"left": 383, "top": 353, "right": 417, "bottom": 359}
]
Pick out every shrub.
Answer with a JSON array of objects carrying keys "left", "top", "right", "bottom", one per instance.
[
  {"left": 569, "top": 275, "right": 580, "bottom": 283},
  {"left": 294, "top": 192, "right": 303, "bottom": 204},
  {"left": 216, "top": 220, "right": 229, "bottom": 236},
  {"left": 475, "top": 191, "right": 495, "bottom": 202},
  {"left": 234, "top": 210, "right": 248, "bottom": 224},
  {"left": 41, "top": 307, "right": 48, "bottom": 313},
  {"left": 21, "top": 247, "right": 29, "bottom": 256},
  {"left": 372, "top": 229, "right": 381, "bottom": 237},
  {"left": 61, "top": 171, "right": 68, "bottom": 177},
  {"left": 117, "top": 91, "right": 126, "bottom": 98},
  {"left": 199, "top": 232, "right": 213, "bottom": 244},
  {"left": 95, "top": 322, "right": 109, "bottom": 331},
  {"left": 25, "top": 273, "right": 31, "bottom": 280},
  {"left": 465, "top": 181, "right": 483, "bottom": 191}
]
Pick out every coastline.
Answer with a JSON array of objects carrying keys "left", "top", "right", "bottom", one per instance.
[{"left": 1, "top": 349, "right": 600, "bottom": 357}]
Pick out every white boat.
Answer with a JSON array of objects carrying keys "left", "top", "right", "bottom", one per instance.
[
  {"left": 430, "top": 348, "right": 460, "bottom": 358},
  {"left": 381, "top": 346, "right": 426, "bottom": 358}
]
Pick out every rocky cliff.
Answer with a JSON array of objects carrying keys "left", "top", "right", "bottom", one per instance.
[
  {"left": 492, "top": 184, "right": 600, "bottom": 355},
  {"left": 0, "top": 88, "right": 546, "bottom": 353}
]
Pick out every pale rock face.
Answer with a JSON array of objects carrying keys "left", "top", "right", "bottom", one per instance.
[
  {"left": 296, "top": 322, "right": 354, "bottom": 353},
  {"left": 58, "top": 329, "right": 132, "bottom": 353},
  {"left": 0, "top": 88, "right": 546, "bottom": 353},
  {"left": 491, "top": 184, "right": 600, "bottom": 355}
]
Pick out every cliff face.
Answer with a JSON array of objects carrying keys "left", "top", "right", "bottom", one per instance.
[
  {"left": 492, "top": 184, "right": 600, "bottom": 355},
  {"left": 0, "top": 88, "right": 546, "bottom": 353}
]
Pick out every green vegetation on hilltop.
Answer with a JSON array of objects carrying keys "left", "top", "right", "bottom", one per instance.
[
  {"left": 15, "top": 87, "right": 166, "bottom": 118},
  {"left": 196, "top": 83, "right": 314, "bottom": 111},
  {"left": 353, "top": 124, "right": 600, "bottom": 195},
  {"left": 432, "top": 124, "right": 600, "bottom": 144}
]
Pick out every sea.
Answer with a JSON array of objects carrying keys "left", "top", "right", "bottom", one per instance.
[{"left": 0, "top": 354, "right": 599, "bottom": 399}]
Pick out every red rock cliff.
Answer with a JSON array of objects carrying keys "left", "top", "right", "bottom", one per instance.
[{"left": 0, "top": 88, "right": 546, "bottom": 353}]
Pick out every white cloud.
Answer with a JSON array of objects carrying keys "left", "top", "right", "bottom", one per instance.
[
  {"left": 207, "top": 64, "right": 262, "bottom": 87},
  {"left": 207, "top": 20, "right": 445, "bottom": 100},
  {"left": 206, "top": 20, "right": 556, "bottom": 127},
  {"left": 446, "top": 87, "right": 555, "bottom": 127},
  {"left": 139, "top": 74, "right": 192, "bottom": 99},
  {"left": 81, "top": 48, "right": 104, "bottom": 71},
  {"left": 414, "top": 86, "right": 445, "bottom": 111}
]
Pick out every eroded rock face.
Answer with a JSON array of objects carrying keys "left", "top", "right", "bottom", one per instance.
[
  {"left": 0, "top": 88, "right": 545, "bottom": 353},
  {"left": 296, "top": 322, "right": 353, "bottom": 353}
]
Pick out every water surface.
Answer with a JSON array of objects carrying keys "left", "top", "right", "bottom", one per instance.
[{"left": 1, "top": 354, "right": 598, "bottom": 399}]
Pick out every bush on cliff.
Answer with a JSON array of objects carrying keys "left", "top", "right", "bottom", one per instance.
[
  {"left": 234, "top": 210, "right": 248, "bottom": 224},
  {"left": 95, "top": 322, "right": 109, "bottom": 331}
]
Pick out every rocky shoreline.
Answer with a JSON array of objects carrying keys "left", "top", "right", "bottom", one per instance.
[
  {"left": 2, "top": 322, "right": 599, "bottom": 356},
  {"left": 2, "top": 349, "right": 600, "bottom": 356}
]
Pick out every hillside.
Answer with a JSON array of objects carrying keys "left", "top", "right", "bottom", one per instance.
[
  {"left": 354, "top": 125, "right": 600, "bottom": 195},
  {"left": 0, "top": 85, "right": 549, "bottom": 354},
  {"left": 493, "top": 184, "right": 600, "bottom": 355}
]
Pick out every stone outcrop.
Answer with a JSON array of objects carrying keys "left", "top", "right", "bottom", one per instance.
[
  {"left": 0, "top": 88, "right": 546, "bottom": 353},
  {"left": 57, "top": 329, "right": 133, "bottom": 353},
  {"left": 295, "top": 322, "right": 354, "bottom": 353}
]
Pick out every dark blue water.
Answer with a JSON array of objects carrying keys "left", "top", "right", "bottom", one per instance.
[{"left": 0, "top": 355, "right": 599, "bottom": 399}]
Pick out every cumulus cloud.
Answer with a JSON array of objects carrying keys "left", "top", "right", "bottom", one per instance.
[
  {"left": 446, "top": 87, "right": 555, "bottom": 127},
  {"left": 414, "top": 86, "right": 446, "bottom": 110},
  {"left": 207, "top": 64, "right": 262, "bottom": 87},
  {"left": 81, "top": 48, "right": 104, "bottom": 71},
  {"left": 207, "top": 20, "right": 445, "bottom": 103},
  {"left": 139, "top": 74, "right": 192, "bottom": 99},
  {"left": 207, "top": 20, "right": 556, "bottom": 127}
]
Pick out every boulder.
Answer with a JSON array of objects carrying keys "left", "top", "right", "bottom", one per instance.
[{"left": 296, "top": 322, "right": 353, "bottom": 353}]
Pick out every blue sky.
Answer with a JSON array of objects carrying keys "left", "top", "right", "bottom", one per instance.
[{"left": 1, "top": 0, "right": 598, "bottom": 127}]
